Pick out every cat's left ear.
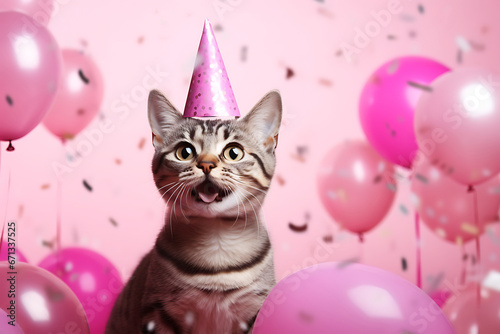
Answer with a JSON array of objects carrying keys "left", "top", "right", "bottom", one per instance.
[
  {"left": 241, "top": 90, "right": 283, "bottom": 152},
  {"left": 148, "top": 90, "right": 183, "bottom": 148}
]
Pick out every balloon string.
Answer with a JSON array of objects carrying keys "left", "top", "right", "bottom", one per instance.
[
  {"left": 358, "top": 233, "right": 364, "bottom": 262},
  {"left": 460, "top": 244, "right": 466, "bottom": 285},
  {"left": 415, "top": 212, "right": 422, "bottom": 289},
  {"left": 470, "top": 186, "right": 481, "bottom": 306}
]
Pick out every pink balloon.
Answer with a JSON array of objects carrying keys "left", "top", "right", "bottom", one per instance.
[
  {"left": 317, "top": 140, "right": 396, "bottom": 235},
  {"left": 359, "top": 56, "right": 450, "bottom": 168},
  {"left": 0, "top": 308, "right": 24, "bottom": 333},
  {"left": 253, "top": 262, "right": 455, "bottom": 333},
  {"left": 411, "top": 158, "right": 500, "bottom": 244},
  {"left": 0, "top": 242, "right": 28, "bottom": 263},
  {"left": 0, "top": 0, "right": 54, "bottom": 26},
  {"left": 0, "top": 11, "right": 61, "bottom": 141},
  {"left": 415, "top": 68, "right": 500, "bottom": 186},
  {"left": 443, "top": 283, "right": 500, "bottom": 334},
  {"left": 38, "top": 247, "right": 123, "bottom": 334},
  {"left": 0, "top": 262, "right": 90, "bottom": 333},
  {"left": 43, "top": 49, "right": 104, "bottom": 141}
]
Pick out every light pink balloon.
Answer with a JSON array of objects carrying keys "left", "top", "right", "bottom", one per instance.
[
  {"left": 43, "top": 49, "right": 104, "bottom": 141},
  {"left": 39, "top": 247, "right": 124, "bottom": 334},
  {"left": 0, "top": 308, "right": 24, "bottom": 334},
  {"left": 359, "top": 56, "right": 450, "bottom": 168},
  {"left": 317, "top": 140, "right": 396, "bottom": 235},
  {"left": 0, "top": 0, "right": 54, "bottom": 26},
  {"left": 0, "top": 262, "right": 90, "bottom": 334},
  {"left": 415, "top": 68, "right": 500, "bottom": 186},
  {"left": 0, "top": 11, "right": 61, "bottom": 142},
  {"left": 253, "top": 262, "right": 455, "bottom": 334},
  {"left": 443, "top": 283, "right": 500, "bottom": 334},
  {"left": 411, "top": 158, "right": 500, "bottom": 244}
]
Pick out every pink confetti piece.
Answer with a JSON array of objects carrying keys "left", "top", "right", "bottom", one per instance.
[{"left": 461, "top": 223, "right": 479, "bottom": 235}]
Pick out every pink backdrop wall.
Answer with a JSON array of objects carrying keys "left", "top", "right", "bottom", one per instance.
[{"left": 1, "top": 0, "right": 499, "bottom": 296}]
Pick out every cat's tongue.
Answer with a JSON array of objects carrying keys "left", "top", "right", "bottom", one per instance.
[{"left": 197, "top": 183, "right": 218, "bottom": 203}]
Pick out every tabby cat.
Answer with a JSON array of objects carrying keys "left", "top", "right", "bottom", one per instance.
[{"left": 106, "top": 89, "right": 282, "bottom": 334}]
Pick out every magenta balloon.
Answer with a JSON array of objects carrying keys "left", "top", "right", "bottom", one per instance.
[
  {"left": 0, "top": 308, "right": 24, "bottom": 333},
  {"left": 443, "top": 284, "right": 500, "bottom": 334},
  {"left": 0, "top": 243, "right": 28, "bottom": 263},
  {"left": 411, "top": 158, "right": 500, "bottom": 244},
  {"left": 317, "top": 140, "right": 396, "bottom": 234},
  {"left": 38, "top": 247, "right": 123, "bottom": 334},
  {"left": 0, "top": 262, "right": 89, "bottom": 333},
  {"left": 0, "top": 11, "right": 61, "bottom": 141},
  {"left": 0, "top": 0, "right": 54, "bottom": 26},
  {"left": 415, "top": 68, "right": 500, "bottom": 186},
  {"left": 359, "top": 56, "right": 450, "bottom": 168},
  {"left": 42, "top": 49, "right": 104, "bottom": 141},
  {"left": 253, "top": 262, "right": 455, "bottom": 334}
]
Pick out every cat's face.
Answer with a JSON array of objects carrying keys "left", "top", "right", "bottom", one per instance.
[{"left": 148, "top": 90, "right": 282, "bottom": 219}]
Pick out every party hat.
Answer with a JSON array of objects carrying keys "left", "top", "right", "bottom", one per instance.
[{"left": 183, "top": 19, "right": 240, "bottom": 118}]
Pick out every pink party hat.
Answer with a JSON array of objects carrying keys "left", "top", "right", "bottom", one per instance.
[{"left": 183, "top": 19, "right": 240, "bottom": 118}]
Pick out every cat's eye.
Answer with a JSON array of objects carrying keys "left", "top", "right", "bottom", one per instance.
[
  {"left": 223, "top": 146, "right": 244, "bottom": 162},
  {"left": 175, "top": 144, "right": 195, "bottom": 161}
]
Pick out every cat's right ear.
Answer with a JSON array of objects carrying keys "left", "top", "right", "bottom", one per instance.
[{"left": 148, "top": 90, "right": 183, "bottom": 148}]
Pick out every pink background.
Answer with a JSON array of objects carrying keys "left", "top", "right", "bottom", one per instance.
[{"left": 1, "top": 0, "right": 499, "bottom": 298}]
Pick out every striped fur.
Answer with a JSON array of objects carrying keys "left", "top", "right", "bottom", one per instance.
[{"left": 106, "top": 90, "right": 282, "bottom": 334}]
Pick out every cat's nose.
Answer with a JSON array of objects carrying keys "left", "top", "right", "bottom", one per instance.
[{"left": 197, "top": 155, "right": 218, "bottom": 174}]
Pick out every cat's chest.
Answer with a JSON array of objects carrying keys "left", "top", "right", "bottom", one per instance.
[{"left": 163, "top": 287, "right": 262, "bottom": 333}]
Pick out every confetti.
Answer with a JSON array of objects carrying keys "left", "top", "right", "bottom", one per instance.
[
  {"left": 109, "top": 217, "right": 118, "bottom": 227},
  {"left": 78, "top": 69, "right": 89, "bottom": 84},
  {"left": 337, "top": 257, "right": 358, "bottom": 269},
  {"left": 289, "top": 222, "right": 308, "bottom": 232},
  {"left": 400, "top": 14, "right": 415, "bottom": 22},
  {"left": 457, "top": 49, "right": 463, "bottom": 64},
  {"left": 138, "top": 137, "right": 146, "bottom": 150},
  {"left": 115, "top": 158, "right": 122, "bottom": 165},
  {"left": 407, "top": 81, "right": 433, "bottom": 92},
  {"left": 323, "top": 235, "right": 333, "bottom": 243},
  {"left": 418, "top": 4, "right": 425, "bottom": 14},
  {"left": 387, "top": 34, "right": 397, "bottom": 40},
  {"left": 318, "top": 78, "right": 333, "bottom": 86},
  {"left": 456, "top": 36, "right": 471, "bottom": 52},
  {"left": 297, "top": 146, "right": 308, "bottom": 156},
  {"left": 386, "top": 183, "right": 397, "bottom": 192},
  {"left": 77, "top": 108, "right": 85, "bottom": 116},
  {"left": 335, "top": 49, "right": 343, "bottom": 57},
  {"left": 42, "top": 239, "right": 55, "bottom": 249},
  {"left": 286, "top": 67, "right": 295, "bottom": 79},
  {"left": 401, "top": 257, "right": 408, "bottom": 271},
  {"left": 409, "top": 30, "right": 417, "bottom": 38},
  {"left": 298, "top": 311, "right": 314, "bottom": 323},
  {"left": 276, "top": 174, "right": 285, "bottom": 186},
  {"left": 373, "top": 175, "right": 383, "bottom": 183},
  {"left": 241, "top": 46, "right": 248, "bottom": 62},
  {"left": 415, "top": 173, "right": 428, "bottom": 184},
  {"left": 317, "top": 7, "right": 334, "bottom": 19},
  {"left": 83, "top": 179, "right": 93, "bottom": 192},
  {"left": 138, "top": 36, "right": 145, "bottom": 44},
  {"left": 213, "top": 24, "right": 223, "bottom": 31},
  {"left": 486, "top": 227, "right": 500, "bottom": 245},
  {"left": 461, "top": 223, "right": 479, "bottom": 235},
  {"left": 5, "top": 95, "right": 13, "bottom": 106},
  {"left": 41, "top": 183, "right": 51, "bottom": 190},
  {"left": 387, "top": 60, "right": 400, "bottom": 74},
  {"left": 399, "top": 204, "right": 409, "bottom": 215}
]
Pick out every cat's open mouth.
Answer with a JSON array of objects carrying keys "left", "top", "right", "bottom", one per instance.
[{"left": 191, "top": 181, "right": 228, "bottom": 204}]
